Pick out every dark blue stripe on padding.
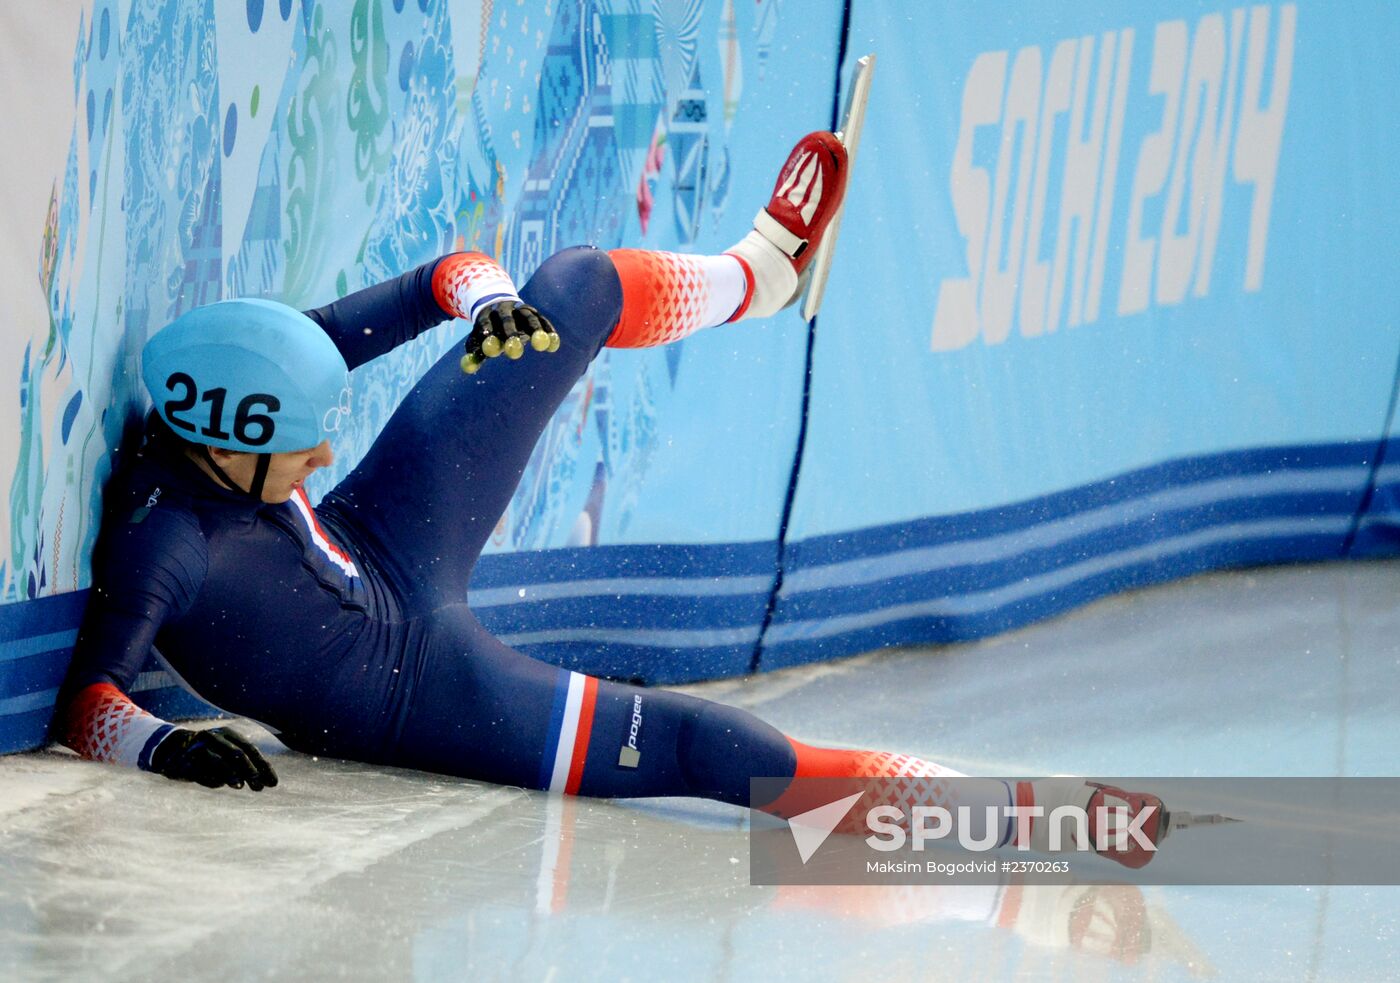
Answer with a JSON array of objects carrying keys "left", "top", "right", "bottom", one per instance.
[
  {"left": 1350, "top": 475, "right": 1400, "bottom": 556},
  {"left": 470, "top": 540, "right": 778, "bottom": 681},
  {"left": 510, "top": 641, "right": 758, "bottom": 686},
  {"left": 473, "top": 592, "right": 768, "bottom": 633},
  {"left": 782, "top": 443, "right": 1373, "bottom": 570},
  {"left": 0, "top": 591, "right": 86, "bottom": 644},
  {"left": 470, "top": 540, "right": 776, "bottom": 587},
  {"left": 0, "top": 650, "right": 71, "bottom": 703},
  {"left": 0, "top": 707, "right": 57, "bottom": 756},
  {"left": 761, "top": 532, "right": 1346, "bottom": 671},
  {"left": 772, "top": 494, "right": 1356, "bottom": 624},
  {"left": 0, "top": 630, "right": 80, "bottom": 664}
]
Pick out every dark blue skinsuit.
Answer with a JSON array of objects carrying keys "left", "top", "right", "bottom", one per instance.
[{"left": 61, "top": 248, "right": 796, "bottom": 801}]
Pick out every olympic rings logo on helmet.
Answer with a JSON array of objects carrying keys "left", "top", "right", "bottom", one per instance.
[{"left": 322, "top": 386, "right": 353, "bottom": 434}]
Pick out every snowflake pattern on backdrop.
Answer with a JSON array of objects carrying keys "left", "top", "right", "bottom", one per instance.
[{"left": 6, "top": 0, "right": 774, "bottom": 599}]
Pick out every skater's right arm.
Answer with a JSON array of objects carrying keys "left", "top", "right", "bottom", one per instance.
[
  {"left": 302, "top": 253, "right": 558, "bottom": 375},
  {"left": 55, "top": 505, "right": 276, "bottom": 791},
  {"left": 302, "top": 252, "right": 523, "bottom": 369}
]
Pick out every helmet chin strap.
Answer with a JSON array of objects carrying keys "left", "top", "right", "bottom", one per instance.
[
  {"left": 248, "top": 452, "right": 272, "bottom": 501},
  {"left": 198, "top": 445, "right": 272, "bottom": 501}
]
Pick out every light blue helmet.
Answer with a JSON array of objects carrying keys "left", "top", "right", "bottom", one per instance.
[{"left": 142, "top": 299, "right": 351, "bottom": 453}]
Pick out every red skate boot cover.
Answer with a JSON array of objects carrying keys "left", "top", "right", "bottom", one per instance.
[{"left": 755, "top": 131, "right": 849, "bottom": 274}]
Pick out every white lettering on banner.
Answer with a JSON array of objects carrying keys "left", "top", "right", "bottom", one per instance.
[
  {"left": 1019, "top": 38, "right": 1074, "bottom": 338},
  {"left": 981, "top": 45, "right": 1041, "bottom": 344},
  {"left": 1235, "top": 4, "right": 1296, "bottom": 291},
  {"left": 1087, "top": 30, "right": 1134, "bottom": 324},
  {"left": 1119, "top": 18, "right": 1186, "bottom": 317},
  {"left": 1165, "top": 11, "right": 1243, "bottom": 303},
  {"left": 931, "top": 4, "right": 1296, "bottom": 351},
  {"left": 930, "top": 51, "right": 1007, "bottom": 352}
]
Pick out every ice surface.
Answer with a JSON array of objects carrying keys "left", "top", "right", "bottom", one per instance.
[{"left": 3, "top": 562, "right": 1399, "bottom": 981}]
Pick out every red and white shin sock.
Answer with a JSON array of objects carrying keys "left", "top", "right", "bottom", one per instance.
[
  {"left": 760, "top": 740, "right": 1013, "bottom": 843},
  {"left": 604, "top": 249, "right": 752, "bottom": 348},
  {"left": 603, "top": 132, "right": 849, "bottom": 346}
]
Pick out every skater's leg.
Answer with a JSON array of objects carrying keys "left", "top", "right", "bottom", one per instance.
[
  {"left": 391, "top": 607, "right": 992, "bottom": 810},
  {"left": 390, "top": 609, "right": 1164, "bottom": 865},
  {"left": 604, "top": 130, "right": 852, "bottom": 348},
  {"left": 390, "top": 606, "right": 797, "bottom": 799},
  {"left": 318, "top": 245, "right": 762, "bottom": 608},
  {"left": 602, "top": 250, "right": 752, "bottom": 346},
  {"left": 319, "top": 247, "right": 624, "bottom": 608},
  {"left": 320, "top": 132, "right": 854, "bottom": 609}
]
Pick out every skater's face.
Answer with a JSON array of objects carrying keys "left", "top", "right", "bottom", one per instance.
[{"left": 194, "top": 440, "right": 335, "bottom": 503}]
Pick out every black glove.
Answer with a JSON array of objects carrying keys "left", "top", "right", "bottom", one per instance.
[
  {"left": 460, "top": 299, "right": 560, "bottom": 375},
  {"left": 148, "top": 726, "right": 279, "bottom": 791}
]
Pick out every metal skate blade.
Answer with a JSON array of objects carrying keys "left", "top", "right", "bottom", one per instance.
[
  {"left": 1169, "top": 811, "right": 1243, "bottom": 831},
  {"left": 800, "top": 53, "right": 875, "bottom": 322}
]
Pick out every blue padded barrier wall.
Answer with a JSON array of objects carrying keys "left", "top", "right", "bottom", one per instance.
[
  {"left": 2, "top": 1, "right": 1397, "bottom": 752},
  {"left": 768, "top": 1, "right": 1400, "bottom": 668},
  {"left": 0, "top": 590, "right": 212, "bottom": 755}
]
